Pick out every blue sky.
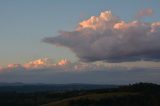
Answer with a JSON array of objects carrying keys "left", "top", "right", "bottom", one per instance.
[
  {"left": 0, "top": 0, "right": 160, "bottom": 84},
  {"left": 0, "top": 0, "right": 160, "bottom": 66}
]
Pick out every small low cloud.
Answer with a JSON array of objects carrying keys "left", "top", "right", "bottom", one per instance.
[
  {"left": 43, "top": 11, "right": 160, "bottom": 63},
  {"left": 57, "top": 59, "right": 71, "bottom": 66},
  {"left": 0, "top": 58, "right": 73, "bottom": 72},
  {"left": 24, "top": 58, "right": 53, "bottom": 69},
  {"left": 23, "top": 58, "right": 72, "bottom": 70}
]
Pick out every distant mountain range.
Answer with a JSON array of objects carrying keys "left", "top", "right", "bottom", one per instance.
[
  {"left": 0, "top": 82, "right": 25, "bottom": 86},
  {"left": 0, "top": 82, "right": 118, "bottom": 92}
]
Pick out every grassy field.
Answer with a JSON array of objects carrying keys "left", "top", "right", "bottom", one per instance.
[
  {"left": 42, "top": 83, "right": 160, "bottom": 106},
  {"left": 0, "top": 83, "right": 159, "bottom": 106},
  {"left": 42, "top": 92, "right": 138, "bottom": 106}
]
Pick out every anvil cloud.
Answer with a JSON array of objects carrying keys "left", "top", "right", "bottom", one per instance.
[{"left": 43, "top": 11, "right": 160, "bottom": 62}]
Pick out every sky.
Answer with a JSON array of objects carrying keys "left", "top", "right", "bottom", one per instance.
[{"left": 0, "top": 0, "right": 160, "bottom": 84}]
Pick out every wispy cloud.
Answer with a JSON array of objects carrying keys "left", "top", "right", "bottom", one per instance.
[
  {"left": 7, "top": 64, "right": 22, "bottom": 69},
  {"left": 136, "top": 8, "right": 153, "bottom": 19},
  {"left": 0, "top": 66, "right": 2, "bottom": 72},
  {"left": 43, "top": 11, "right": 160, "bottom": 62}
]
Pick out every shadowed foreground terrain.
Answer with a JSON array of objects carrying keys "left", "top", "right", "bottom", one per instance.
[
  {"left": 42, "top": 83, "right": 160, "bottom": 106},
  {"left": 0, "top": 83, "right": 160, "bottom": 106}
]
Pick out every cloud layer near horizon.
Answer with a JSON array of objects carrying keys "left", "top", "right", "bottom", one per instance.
[
  {"left": 0, "top": 58, "right": 160, "bottom": 84},
  {"left": 1, "top": 58, "right": 160, "bottom": 72},
  {"left": 0, "top": 64, "right": 160, "bottom": 84},
  {"left": 1, "top": 58, "right": 71, "bottom": 71},
  {"left": 43, "top": 11, "right": 160, "bottom": 62}
]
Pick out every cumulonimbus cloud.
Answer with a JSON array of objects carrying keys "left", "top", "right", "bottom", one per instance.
[{"left": 43, "top": 11, "right": 160, "bottom": 62}]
